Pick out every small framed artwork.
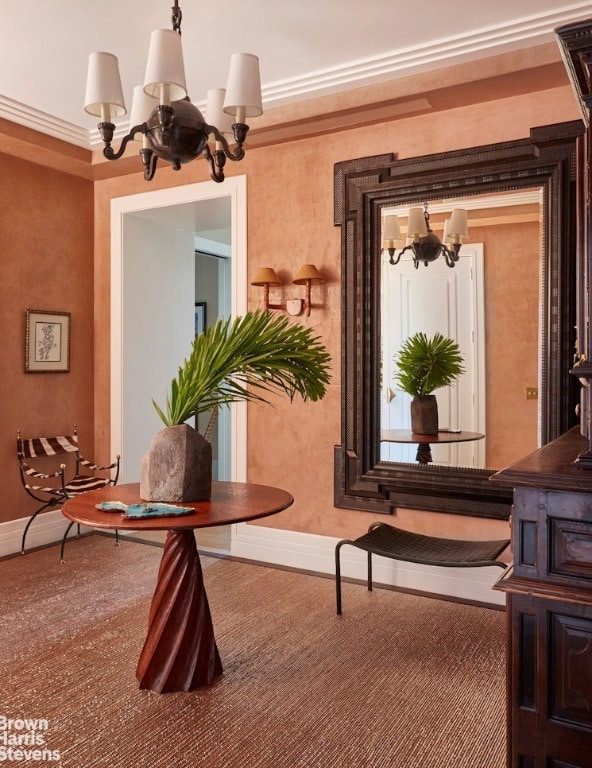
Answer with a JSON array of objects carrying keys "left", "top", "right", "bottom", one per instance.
[
  {"left": 25, "top": 309, "right": 71, "bottom": 373},
  {"left": 195, "top": 302, "right": 207, "bottom": 336}
]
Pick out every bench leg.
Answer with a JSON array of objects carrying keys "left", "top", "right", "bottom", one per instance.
[{"left": 335, "top": 540, "right": 348, "bottom": 615}]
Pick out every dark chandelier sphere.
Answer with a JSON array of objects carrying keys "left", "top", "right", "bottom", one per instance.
[{"left": 145, "top": 99, "right": 209, "bottom": 170}]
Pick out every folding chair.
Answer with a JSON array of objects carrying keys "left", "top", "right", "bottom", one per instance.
[{"left": 17, "top": 425, "right": 121, "bottom": 561}]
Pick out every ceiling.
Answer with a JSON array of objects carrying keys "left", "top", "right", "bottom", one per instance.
[{"left": 2, "top": 0, "right": 592, "bottom": 151}]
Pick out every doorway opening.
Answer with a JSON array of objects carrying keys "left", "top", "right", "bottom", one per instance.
[{"left": 110, "top": 177, "right": 248, "bottom": 552}]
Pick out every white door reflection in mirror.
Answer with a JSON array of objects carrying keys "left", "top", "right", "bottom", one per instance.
[{"left": 381, "top": 245, "right": 485, "bottom": 467}]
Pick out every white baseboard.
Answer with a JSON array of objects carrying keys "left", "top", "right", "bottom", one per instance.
[
  {"left": 231, "top": 522, "right": 506, "bottom": 607},
  {"left": 0, "top": 509, "right": 90, "bottom": 558},
  {"left": 0, "top": 513, "right": 506, "bottom": 606},
  {"left": 116, "top": 525, "right": 232, "bottom": 557}
]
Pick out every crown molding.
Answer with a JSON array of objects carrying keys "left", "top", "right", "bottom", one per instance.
[
  {"left": 0, "top": 5, "right": 590, "bottom": 151},
  {"left": 259, "top": 7, "right": 590, "bottom": 105},
  {"left": 0, "top": 95, "right": 91, "bottom": 149},
  {"left": 386, "top": 190, "right": 543, "bottom": 218}
]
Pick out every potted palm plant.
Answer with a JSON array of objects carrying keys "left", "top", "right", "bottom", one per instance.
[
  {"left": 393, "top": 331, "right": 465, "bottom": 435},
  {"left": 141, "top": 309, "right": 331, "bottom": 501}
]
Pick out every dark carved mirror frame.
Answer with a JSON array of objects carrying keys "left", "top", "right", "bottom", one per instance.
[{"left": 334, "top": 120, "right": 584, "bottom": 519}]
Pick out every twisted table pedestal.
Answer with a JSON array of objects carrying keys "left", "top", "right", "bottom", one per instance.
[
  {"left": 136, "top": 529, "right": 223, "bottom": 692},
  {"left": 62, "top": 481, "right": 293, "bottom": 693}
]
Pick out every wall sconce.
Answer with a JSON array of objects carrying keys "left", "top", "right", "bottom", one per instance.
[{"left": 251, "top": 264, "right": 325, "bottom": 317}]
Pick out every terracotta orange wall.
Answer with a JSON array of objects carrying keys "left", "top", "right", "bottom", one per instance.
[
  {"left": 483, "top": 220, "right": 540, "bottom": 467},
  {"left": 453, "top": 219, "right": 540, "bottom": 469},
  {"left": 0, "top": 57, "right": 582, "bottom": 548},
  {"left": 90, "top": 82, "right": 581, "bottom": 548},
  {"left": 0, "top": 153, "right": 94, "bottom": 523}
]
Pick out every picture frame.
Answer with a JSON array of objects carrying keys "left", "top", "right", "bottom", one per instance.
[
  {"left": 25, "top": 309, "right": 71, "bottom": 373},
  {"left": 195, "top": 302, "right": 207, "bottom": 336}
]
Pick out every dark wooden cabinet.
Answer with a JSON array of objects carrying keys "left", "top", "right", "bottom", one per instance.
[
  {"left": 489, "top": 20, "right": 592, "bottom": 768},
  {"left": 493, "top": 429, "right": 592, "bottom": 767},
  {"left": 557, "top": 20, "right": 592, "bottom": 465},
  {"left": 508, "top": 592, "right": 592, "bottom": 767}
]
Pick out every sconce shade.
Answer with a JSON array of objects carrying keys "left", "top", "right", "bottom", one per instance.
[
  {"left": 252, "top": 265, "right": 324, "bottom": 316},
  {"left": 143, "top": 29, "right": 188, "bottom": 103},
  {"left": 206, "top": 88, "right": 234, "bottom": 140},
  {"left": 407, "top": 207, "right": 429, "bottom": 239},
  {"left": 251, "top": 267, "right": 282, "bottom": 286},
  {"left": 84, "top": 52, "right": 127, "bottom": 120},
  {"left": 293, "top": 264, "right": 325, "bottom": 285},
  {"left": 446, "top": 208, "right": 469, "bottom": 239},
  {"left": 223, "top": 53, "right": 263, "bottom": 118},
  {"left": 129, "top": 85, "right": 158, "bottom": 139}
]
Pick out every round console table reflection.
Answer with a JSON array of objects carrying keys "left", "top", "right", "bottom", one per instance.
[
  {"left": 381, "top": 429, "right": 485, "bottom": 465},
  {"left": 62, "top": 481, "right": 293, "bottom": 693}
]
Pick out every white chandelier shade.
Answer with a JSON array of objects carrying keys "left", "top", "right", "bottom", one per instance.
[
  {"left": 84, "top": 52, "right": 126, "bottom": 123},
  {"left": 223, "top": 53, "right": 263, "bottom": 121},
  {"left": 206, "top": 88, "right": 234, "bottom": 141},
  {"left": 129, "top": 86, "right": 158, "bottom": 145},
  {"left": 382, "top": 214, "right": 402, "bottom": 249},
  {"left": 143, "top": 29, "right": 188, "bottom": 104},
  {"left": 444, "top": 209, "right": 469, "bottom": 243},
  {"left": 407, "top": 207, "right": 429, "bottom": 239}
]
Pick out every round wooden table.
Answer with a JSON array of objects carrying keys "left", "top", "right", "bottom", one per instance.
[
  {"left": 381, "top": 429, "right": 485, "bottom": 464},
  {"left": 62, "top": 481, "right": 293, "bottom": 693}
]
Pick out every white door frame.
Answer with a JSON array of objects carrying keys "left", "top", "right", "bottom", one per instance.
[{"left": 110, "top": 176, "right": 248, "bottom": 483}]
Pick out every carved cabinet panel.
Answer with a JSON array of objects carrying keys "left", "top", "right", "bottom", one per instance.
[
  {"left": 493, "top": 430, "right": 592, "bottom": 767},
  {"left": 508, "top": 592, "right": 592, "bottom": 767},
  {"left": 550, "top": 612, "right": 592, "bottom": 728}
]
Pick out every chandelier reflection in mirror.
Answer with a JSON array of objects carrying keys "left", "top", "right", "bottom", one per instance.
[
  {"left": 84, "top": 0, "right": 262, "bottom": 183},
  {"left": 382, "top": 202, "right": 468, "bottom": 268}
]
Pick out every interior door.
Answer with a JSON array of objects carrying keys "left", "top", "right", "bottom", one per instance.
[{"left": 381, "top": 244, "right": 485, "bottom": 467}]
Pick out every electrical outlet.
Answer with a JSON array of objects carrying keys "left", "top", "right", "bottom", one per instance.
[{"left": 526, "top": 387, "right": 538, "bottom": 400}]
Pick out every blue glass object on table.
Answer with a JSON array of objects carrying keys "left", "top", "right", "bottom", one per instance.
[{"left": 96, "top": 501, "right": 194, "bottom": 519}]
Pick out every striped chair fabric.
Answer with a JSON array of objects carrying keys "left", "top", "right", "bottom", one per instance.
[{"left": 17, "top": 426, "right": 120, "bottom": 559}]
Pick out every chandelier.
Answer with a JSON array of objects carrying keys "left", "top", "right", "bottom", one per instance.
[
  {"left": 84, "top": 0, "right": 262, "bottom": 183},
  {"left": 382, "top": 203, "right": 468, "bottom": 268}
]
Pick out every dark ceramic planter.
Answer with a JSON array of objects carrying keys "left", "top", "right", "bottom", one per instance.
[{"left": 410, "top": 395, "right": 438, "bottom": 435}]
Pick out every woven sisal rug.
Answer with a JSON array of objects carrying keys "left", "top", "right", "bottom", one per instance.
[{"left": 0, "top": 535, "right": 506, "bottom": 767}]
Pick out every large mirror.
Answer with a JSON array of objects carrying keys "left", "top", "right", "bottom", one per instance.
[
  {"left": 380, "top": 189, "right": 543, "bottom": 471},
  {"left": 334, "top": 120, "right": 584, "bottom": 519}
]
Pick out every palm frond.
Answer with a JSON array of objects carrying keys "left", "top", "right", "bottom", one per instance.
[
  {"left": 154, "top": 310, "right": 332, "bottom": 427},
  {"left": 393, "top": 332, "right": 465, "bottom": 397}
]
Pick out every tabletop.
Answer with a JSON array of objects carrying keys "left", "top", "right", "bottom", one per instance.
[
  {"left": 62, "top": 481, "right": 294, "bottom": 531},
  {"left": 381, "top": 429, "right": 485, "bottom": 445}
]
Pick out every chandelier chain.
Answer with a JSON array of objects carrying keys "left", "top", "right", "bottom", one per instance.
[{"left": 172, "top": 1, "right": 182, "bottom": 34}]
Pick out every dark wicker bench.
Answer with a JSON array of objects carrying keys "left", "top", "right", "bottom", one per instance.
[{"left": 335, "top": 521, "right": 510, "bottom": 614}]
